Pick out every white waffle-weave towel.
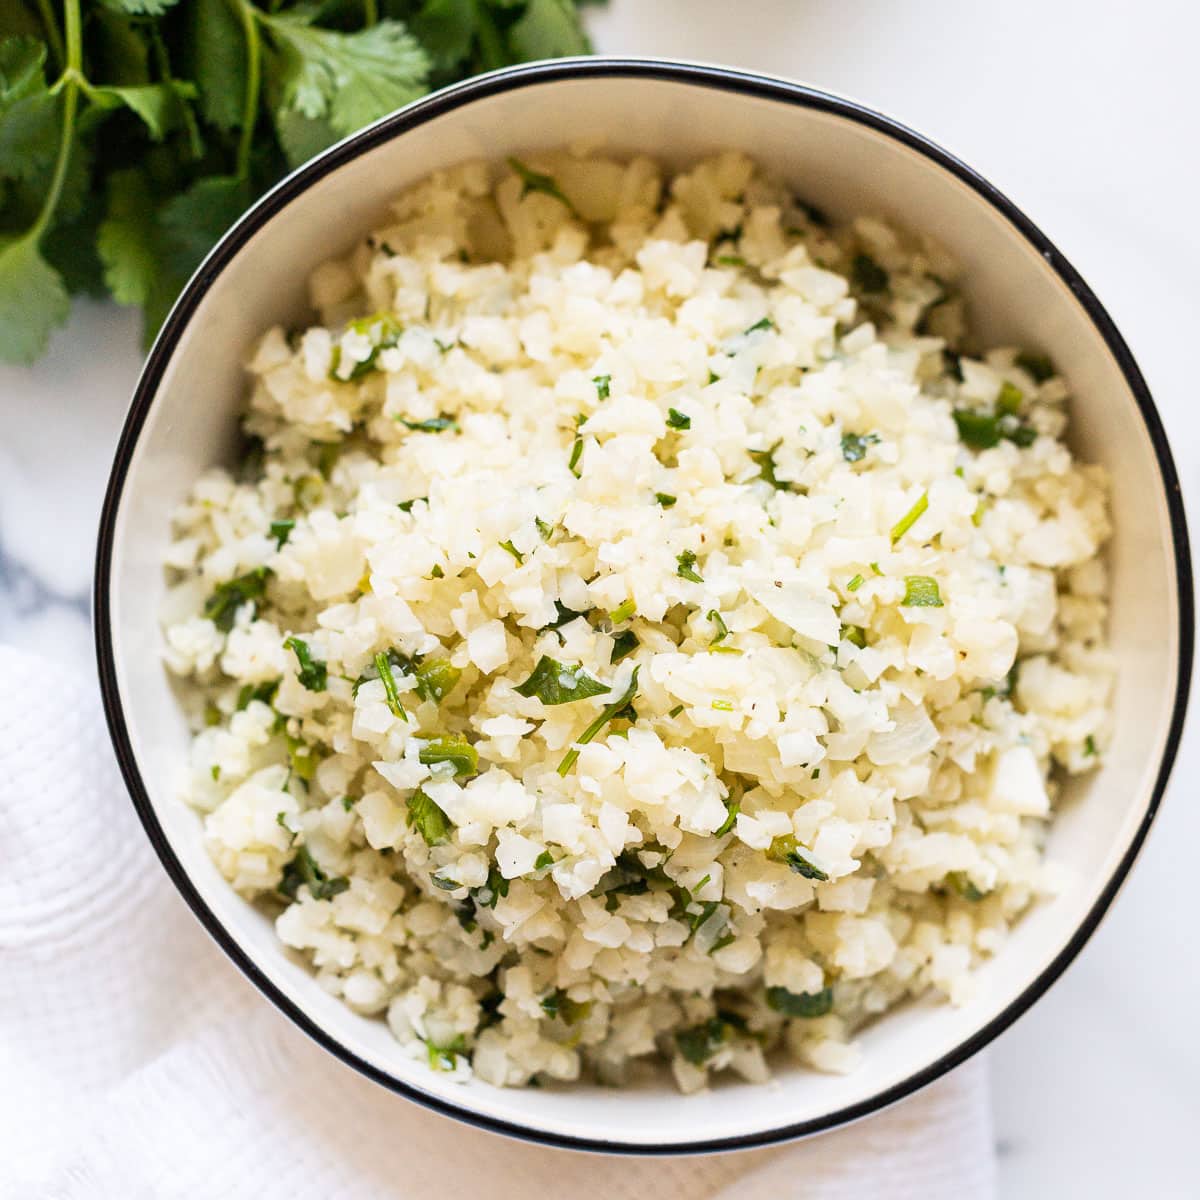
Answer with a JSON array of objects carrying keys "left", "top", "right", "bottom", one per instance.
[{"left": 0, "top": 646, "right": 996, "bottom": 1199}]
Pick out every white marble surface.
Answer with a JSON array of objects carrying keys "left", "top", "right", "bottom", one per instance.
[{"left": 1, "top": 1, "right": 1196, "bottom": 1193}]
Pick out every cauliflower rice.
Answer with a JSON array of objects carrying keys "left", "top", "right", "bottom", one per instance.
[{"left": 162, "top": 149, "right": 1113, "bottom": 1092}]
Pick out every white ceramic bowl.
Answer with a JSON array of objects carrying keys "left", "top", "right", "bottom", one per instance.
[{"left": 95, "top": 59, "right": 1193, "bottom": 1153}]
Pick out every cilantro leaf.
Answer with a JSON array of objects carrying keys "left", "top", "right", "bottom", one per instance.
[
  {"left": 204, "top": 567, "right": 271, "bottom": 633},
  {"left": 278, "top": 845, "right": 349, "bottom": 902},
  {"left": 190, "top": 0, "right": 246, "bottom": 131},
  {"left": 506, "top": 0, "right": 592, "bottom": 60},
  {"left": 514, "top": 656, "right": 609, "bottom": 705},
  {"left": 88, "top": 81, "right": 196, "bottom": 141},
  {"left": 284, "top": 634, "right": 327, "bottom": 691},
  {"left": 98, "top": 0, "right": 183, "bottom": 15},
  {"left": 262, "top": 14, "right": 430, "bottom": 136},
  {"left": 0, "top": 232, "right": 67, "bottom": 362}
]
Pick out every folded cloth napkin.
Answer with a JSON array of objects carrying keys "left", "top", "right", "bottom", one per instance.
[{"left": 0, "top": 646, "right": 996, "bottom": 1199}]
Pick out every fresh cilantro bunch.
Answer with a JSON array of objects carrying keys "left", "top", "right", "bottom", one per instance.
[{"left": 0, "top": 0, "right": 597, "bottom": 365}]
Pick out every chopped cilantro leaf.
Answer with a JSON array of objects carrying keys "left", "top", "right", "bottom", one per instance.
[
  {"left": 284, "top": 636, "right": 327, "bottom": 692},
  {"left": 204, "top": 568, "right": 271, "bottom": 633},
  {"left": 406, "top": 788, "right": 452, "bottom": 846},
  {"left": 499, "top": 539, "right": 523, "bottom": 564},
  {"left": 557, "top": 667, "right": 640, "bottom": 776},
  {"left": 851, "top": 253, "right": 889, "bottom": 293},
  {"left": 846, "top": 574, "right": 864, "bottom": 593},
  {"left": 840, "top": 431, "right": 879, "bottom": 463},
  {"left": 400, "top": 415, "right": 458, "bottom": 432},
  {"left": 514, "top": 657, "right": 609, "bottom": 705},
  {"left": 269, "top": 519, "right": 295, "bottom": 549},
  {"left": 767, "top": 835, "right": 829, "bottom": 880},
  {"left": 744, "top": 316, "right": 774, "bottom": 335},
  {"left": 676, "top": 549, "right": 703, "bottom": 583},
  {"left": 507, "top": 156, "right": 578, "bottom": 216},
  {"left": 946, "top": 870, "right": 986, "bottom": 901},
  {"left": 236, "top": 679, "right": 279, "bottom": 711},
  {"left": 666, "top": 407, "right": 691, "bottom": 430},
  {"left": 278, "top": 845, "right": 349, "bottom": 903},
  {"left": 655, "top": 492, "right": 677, "bottom": 508},
  {"left": 715, "top": 799, "right": 740, "bottom": 837},
  {"left": 1016, "top": 352, "right": 1055, "bottom": 382},
  {"left": 766, "top": 985, "right": 833, "bottom": 1018},
  {"left": 610, "top": 629, "right": 639, "bottom": 664},
  {"left": 373, "top": 651, "right": 408, "bottom": 722},
  {"left": 592, "top": 374, "right": 611, "bottom": 400}
]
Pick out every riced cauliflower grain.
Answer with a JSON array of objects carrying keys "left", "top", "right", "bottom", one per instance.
[{"left": 163, "top": 150, "right": 1113, "bottom": 1092}]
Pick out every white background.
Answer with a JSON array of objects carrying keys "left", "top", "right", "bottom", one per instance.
[{"left": 0, "top": 1, "right": 1196, "bottom": 1194}]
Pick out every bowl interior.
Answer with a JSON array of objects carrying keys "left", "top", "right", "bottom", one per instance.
[{"left": 99, "top": 65, "right": 1187, "bottom": 1150}]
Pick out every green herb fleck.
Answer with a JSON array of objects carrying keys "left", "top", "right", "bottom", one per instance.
[
  {"left": 1016, "top": 352, "right": 1055, "bottom": 382},
  {"left": 568, "top": 435, "right": 584, "bottom": 476},
  {"left": 610, "top": 629, "right": 639, "bottom": 664},
  {"left": 890, "top": 491, "right": 929, "bottom": 544},
  {"left": 767, "top": 835, "right": 829, "bottom": 881},
  {"left": 841, "top": 624, "right": 867, "bottom": 649},
  {"left": 675, "top": 1016, "right": 735, "bottom": 1065},
  {"left": 744, "top": 316, "right": 774, "bottom": 335},
  {"left": 676, "top": 549, "right": 703, "bottom": 584},
  {"left": 846, "top": 574, "right": 864, "bottom": 593},
  {"left": 406, "top": 788, "right": 452, "bottom": 846},
  {"left": 373, "top": 651, "right": 408, "bottom": 722},
  {"left": 204, "top": 568, "right": 271, "bottom": 633},
  {"left": 711, "top": 699, "right": 734, "bottom": 712},
  {"left": 715, "top": 799, "right": 740, "bottom": 837},
  {"left": 400, "top": 415, "right": 458, "bottom": 433},
  {"left": 236, "top": 679, "right": 279, "bottom": 711},
  {"left": 766, "top": 985, "right": 833, "bottom": 1018},
  {"left": 655, "top": 492, "right": 677, "bottom": 508},
  {"left": 471, "top": 866, "right": 509, "bottom": 909},
  {"left": 269, "top": 519, "right": 295, "bottom": 549},
  {"left": 557, "top": 667, "right": 640, "bottom": 776},
  {"left": 840, "top": 432, "right": 879, "bottom": 463},
  {"left": 499, "top": 539, "right": 523, "bottom": 564},
  {"left": 284, "top": 636, "right": 327, "bottom": 692},
  {"left": 592, "top": 374, "right": 611, "bottom": 400},
  {"left": 507, "top": 156, "right": 578, "bottom": 216},
  {"left": 514, "top": 657, "right": 609, "bottom": 705},
  {"left": 278, "top": 846, "right": 349, "bottom": 903},
  {"left": 666, "top": 407, "right": 691, "bottom": 430},
  {"left": 425, "top": 1034, "right": 468, "bottom": 1072},
  {"left": 901, "top": 575, "right": 944, "bottom": 607},
  {"left": 946, "top": 870, "right": 986, "bottom": 902},
  {"left": 851, "top": 254, "right": 889, "bottom": 293},
  {"left": 1084, "top": 734, "right": 1098, "bottom": 757}
]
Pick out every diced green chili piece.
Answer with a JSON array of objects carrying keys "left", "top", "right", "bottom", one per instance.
[{"left": 418, "top": 735, "right": 479, "bottom": 778}]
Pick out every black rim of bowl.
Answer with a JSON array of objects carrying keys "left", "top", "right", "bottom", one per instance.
[{"left": 93, "top": 57, "right": 1194, "bottom": 1155}]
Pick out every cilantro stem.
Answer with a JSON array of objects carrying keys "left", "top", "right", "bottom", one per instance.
[
  {"left": 232, "top": 0, "right": 262, "bottom": 181},
  {"left": 34, "top": 0, "right": 64, "bottom": 70},
  {"left": 32, "top": 0, "right": 81, "bottom": 242},
  {"left": 362, "top": 0, "right": 378, "bottom": 25},
  {"left": 473, "top": 0, "right": 506, "bottom": 70}
]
